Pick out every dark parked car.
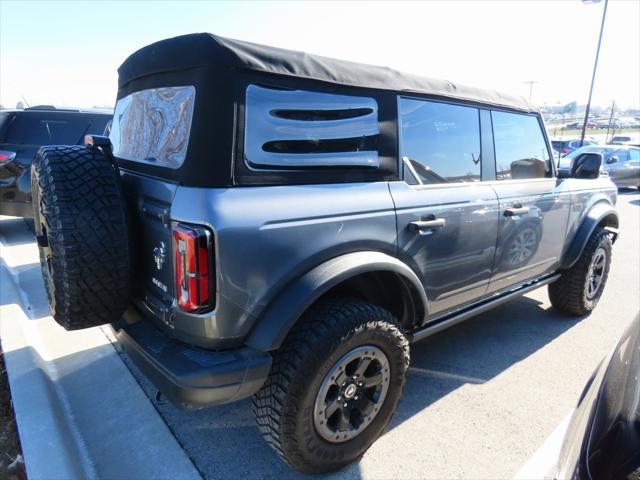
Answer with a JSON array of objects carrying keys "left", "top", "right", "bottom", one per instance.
[
  {"left": 0, "top": 106, "right": 112, "bottom": 217},
  {"left": 552, "top": 138, "right": 598, "bottom": 157},
  {"left": 561, "top": 145, "right": 640, "bottom": 189},
  {"left": 555, "top": 313, "right": 640, "bottom": 479},
  {"left": 30, "top": 33, "right": 619, "bottom": 473}
]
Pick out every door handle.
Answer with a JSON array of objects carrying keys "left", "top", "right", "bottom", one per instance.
[
  {"left": 504, "top": 206, "right": 530, "bottom": 217},
  {"left": 409, "top": 217, "right": 446, "bottom": 234}
]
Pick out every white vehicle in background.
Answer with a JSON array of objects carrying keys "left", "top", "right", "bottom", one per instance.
[{"left": 610, "top": 135, "right": 633, "bottom": 145}]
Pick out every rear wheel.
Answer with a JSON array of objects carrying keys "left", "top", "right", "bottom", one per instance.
[
  {"left": 31, "top": 145, "right": 131, "bottom": 330},
  {"left": 252, "top": 298, "right": 409, "bottom": 474},
  {"left": 548, "top": 227, "right": 612, "bottom": 316}
]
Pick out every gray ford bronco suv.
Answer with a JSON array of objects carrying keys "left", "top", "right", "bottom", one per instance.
[{"left": 31, "top": 33, "right": 619, "bottom": 473}]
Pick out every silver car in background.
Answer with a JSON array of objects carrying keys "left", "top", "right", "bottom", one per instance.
[{"left": 561, "top": 145, "right": 640, "bottom": 189}]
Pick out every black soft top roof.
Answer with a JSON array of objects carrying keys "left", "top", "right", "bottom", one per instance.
[{"left": 118, "top": 33, "right": 537, "bottom": 113}]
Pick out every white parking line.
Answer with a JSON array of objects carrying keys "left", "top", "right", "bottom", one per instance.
[
  {"left": 513, "top": 411, "right": 573, "bottom": 480},
  {"left": 408, "top": 366, "right": 486, "bottom": 384}
]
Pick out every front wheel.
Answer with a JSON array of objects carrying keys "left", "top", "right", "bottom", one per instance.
[
  {"left": 252, "top": 298, "right": 410, "bottom": 474},
  {"left": 549, "top": 227, "right": 612, "bottom": 316}
]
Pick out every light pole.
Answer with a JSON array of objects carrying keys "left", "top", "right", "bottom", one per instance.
[
  {"left": 606, "top": 99, "right": 615, "bottom": 143},
  {"left": 580, "top": 0, "right": 609, "bottom": 146},
  {"left": 523, "top": 80, "right": 538, "bottom": 102}
]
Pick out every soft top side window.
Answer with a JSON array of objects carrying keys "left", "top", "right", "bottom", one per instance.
[
  {"left": 398, "top": 97, "right": 481, "bottom": 184},
  {"left": 244, "top": 84, "right": 380, "bottom": 170},
  {"left": 491, "top": 111, "right": 551, "bottom": 181}
]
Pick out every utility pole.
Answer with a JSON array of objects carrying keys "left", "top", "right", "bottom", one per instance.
[
  {"left": 606, "top": 100, "right": 615, "bottom": 144},
  {"left": 580, "top": 0, "right": 609, "bottom": 146},
  {"left": 523, "top": 81, "right": 539, "bottom": 102}
]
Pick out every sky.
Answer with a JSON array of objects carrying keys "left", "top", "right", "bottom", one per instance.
[{"left": 1, "top": 0, "right": 639, "bottom": 110}]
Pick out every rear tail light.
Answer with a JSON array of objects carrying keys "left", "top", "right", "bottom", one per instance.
[
  {"left": 561, "top": 148, "right": 569, "bottom": 156},
  {"left": 172, "top": 223, "right": 214, "bottom": 312},
  {"left": 0, "top": 150, "right": 16, "bottom": 165}
]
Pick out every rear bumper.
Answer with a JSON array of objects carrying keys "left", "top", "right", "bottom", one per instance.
[{"left": 114, "top": 320, "right": 272, "bottom": 410}]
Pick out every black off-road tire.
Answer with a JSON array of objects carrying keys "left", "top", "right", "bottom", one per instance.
[
  {"left": 31, "top": 145, "right": 131, "bottom": 330},
  {"left": 548, "top": 227, "right": 612, "bottom": 316},
  {"left": 252, "top": 298, "right": 410, "bottom": 474}
]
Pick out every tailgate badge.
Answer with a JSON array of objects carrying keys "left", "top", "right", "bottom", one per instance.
[{"left": 153, "top": 242, "right": 166, "bottom": 270}]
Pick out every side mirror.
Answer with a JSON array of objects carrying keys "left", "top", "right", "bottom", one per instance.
[
  {"left": 606, "top": 156, "right": 619, "bottom": 164},
  {"left": 570, "top": 152, "right": 603, "bottom": 179}
]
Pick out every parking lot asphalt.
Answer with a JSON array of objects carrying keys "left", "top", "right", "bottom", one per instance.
[
  {"left": 0, "top": 217, "right": 200, "bottom": 479},
  {"left": 120, "top": 189, "right": 639, "bottom": 479}
]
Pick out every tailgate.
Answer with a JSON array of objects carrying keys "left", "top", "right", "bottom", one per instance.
[{"left": 120, "top": 170, "right": 177, "bottom": 311}]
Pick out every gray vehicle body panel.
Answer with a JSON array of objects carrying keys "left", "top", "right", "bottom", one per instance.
[
  {"left": 487, "top": 178, "right": 571, "bottom": 293},
  {"left": 167, "top": 181, "right": 398, "bottom": 346},
  {"left": 127, "top": 172, "right": 617, "bottom": 353},
  {"left": 389, "top": 181, "right": 500, "bottom": 315},
  {"left": 106, "top": 34, "right": 620, "bottom": 410}
]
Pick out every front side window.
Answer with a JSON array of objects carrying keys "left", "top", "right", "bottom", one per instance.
[
  {"left": 612, "top": 149, "right": 630, "bottom": 162},
  {"left": 110, "top": 86, "right": 195, "bottom": 169},
  {"left": 492, "top": 111, "right": 551, "bottom": 180},
  {"left": 244, "top": 84, "right": 380, "bottom": 170},
  {"left": 399, "top": 98, "right": 481, "bottom": 184}
]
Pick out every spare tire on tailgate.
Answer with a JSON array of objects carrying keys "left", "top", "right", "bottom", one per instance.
[{"left": 31, "top": 145, "right": 131, "bottom": 330}]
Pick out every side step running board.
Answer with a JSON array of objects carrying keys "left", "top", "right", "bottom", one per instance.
[{"left": 411, "top": 274, "right": 561, "bottom": 344}]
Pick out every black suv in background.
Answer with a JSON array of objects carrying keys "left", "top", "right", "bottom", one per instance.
[{"left": 0, "top": 106, "right": 112, "bottom": 217}]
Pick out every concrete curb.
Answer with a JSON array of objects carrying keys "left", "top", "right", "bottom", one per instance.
[{"left": 0, "top": 217, "right": 201, "bottom": 480}]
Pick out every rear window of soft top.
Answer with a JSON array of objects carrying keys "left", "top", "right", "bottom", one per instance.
[{"left": 109, "top": 86, "right": 196, "bottom": 169}]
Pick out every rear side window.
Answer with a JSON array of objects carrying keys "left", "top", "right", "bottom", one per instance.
[
  {"left": 110, "top": 86, "right": 195, "bottom": 169},
  {"left": 491, "top": 111, "right": 550, "bottom": 180},
  {"left": 0, "top": 112, "right": 98, "bottom": 145},
  {"left": 244, "top": 84, "right": 380, "bottom": 170},
  {"left": 399, "top": 98, "right": 481, "bottom": 184}
]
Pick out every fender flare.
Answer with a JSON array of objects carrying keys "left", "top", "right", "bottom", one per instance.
[
  {"left": 561, "top": 201, "right": 619, "bottom": 269},
  {"left": 245, "top": 251, "right": 427, "bottom": 352}
]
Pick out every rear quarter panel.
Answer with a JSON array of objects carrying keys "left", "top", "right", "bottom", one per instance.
[{"left": 171, "top": 181, "right": 397, "bottom": 337}]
